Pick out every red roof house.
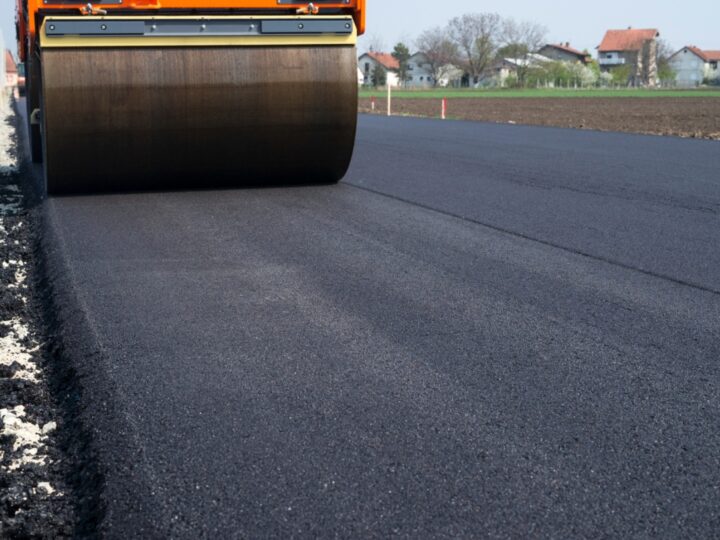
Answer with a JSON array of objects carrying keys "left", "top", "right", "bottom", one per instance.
[
  {"left": 669, "top": 46, "right": 720, "bottom": 86},
  {"left": 5, "top": 50, "right": 19, "bottom": 88},
  {"left": 598, "top": 29, "right": 660, "bottom": 53},
  {"left": 358, "top": 51, "right": 401, "bottom": 87},
  {"left": 364, "top": 52, "right": 400, "bottom": 71},
  {"left": 597, "top": 28, "right": 660, "bottom": 86}
]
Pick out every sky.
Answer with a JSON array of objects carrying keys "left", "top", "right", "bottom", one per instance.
[
  {"left": 359, "top": 1, "right": 719, "bottom": 55},
  {"left": 1, "top": 1, "right": 718, "bottom": 59}
]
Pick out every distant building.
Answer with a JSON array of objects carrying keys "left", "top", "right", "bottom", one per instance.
[
  {"left": 538, "top": 43, "right": 592, "bottom": 65},
  {"left": 358, "top": 52, "right": 400, "bottom": 87},
  {"left": 490, "top": 54, "right": 552, "bottom": 87},
  {"left": 669, "top": 46, "right": 720, "bottom": 87},
  {"left": 0, "top": 33, "right": 5, "bottom": 89},
  {"left": 5, "top": 50, "right": 18, "bottom": 88},
  {"left": 405, "top": 53, "right": 434, "bottom": 88},
  {"left": 405, "top": 53, "right": 463, "bottom": 88},
  {"left": 597, "top": 28, "right": 660, "bottom": 86}
]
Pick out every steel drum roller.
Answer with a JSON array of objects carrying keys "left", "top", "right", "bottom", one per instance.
[{"left": 41, "top": 46, "right": 357, "bottom": 193}]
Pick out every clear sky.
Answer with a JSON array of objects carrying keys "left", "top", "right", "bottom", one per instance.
[
  {"left": 1, "top": 1, "right": 718, "bottom": 59},
  {"left": 359, "top": 0, "right": 719, "bottom": 55}
]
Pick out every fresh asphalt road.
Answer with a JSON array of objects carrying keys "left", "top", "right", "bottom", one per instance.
[{"left": 36, "top": 115, "right": 720, "bottom": 537}]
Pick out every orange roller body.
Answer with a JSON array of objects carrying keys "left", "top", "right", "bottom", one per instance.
[{"left": 16, "top": 1, "right": 366, "bottom": 194}]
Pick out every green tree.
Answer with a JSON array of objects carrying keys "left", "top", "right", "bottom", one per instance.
[
  {"left": 611, "top": 64, "right": 632, "bottom": 86},
  {"left": 392, "top": 42, "right": 412, "bottom": 87},
  {"left": 371, "top": 64, "right": 387, "bottom": 88},
  {"left": 496, "top": 43, "right": 529, "bottom": 59},
  {"left": 587, "top": 60, "right": 601, "bottom": 82},
  {"left": 656, "top": 39, "right": 676, "bottom": 86}
]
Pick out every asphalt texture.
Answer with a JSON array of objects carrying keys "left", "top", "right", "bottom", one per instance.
[{"left": 33, "top": 115, "right": 720, "bottom": 537}]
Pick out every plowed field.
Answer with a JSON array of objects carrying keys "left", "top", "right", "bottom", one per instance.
[{"left": 359, "top": 97, "right": 720, "bottom": 140}]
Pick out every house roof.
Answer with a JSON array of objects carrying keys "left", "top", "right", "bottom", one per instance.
[
  {"left": 673, "top": 46, "right": 720, "bottom": 63},
  {"left": 541, "top": 43, "right": 591, "bottom": 60},
  {"left": 362, "top": 52, "right": 399, "bottom": 71},
  {"left": 499, "top": 54, "right": 552, "bottom": 69},
  {"left": 5, "top": 50, "right": 17, "bottom": 73},
  {"left": 598, "top": 29, "right": 659, "bottom": 52}
]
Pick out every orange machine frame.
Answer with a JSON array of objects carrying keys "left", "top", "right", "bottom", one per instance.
[{"left": 18, "top": 0, "right": 365, "bottom": 61}]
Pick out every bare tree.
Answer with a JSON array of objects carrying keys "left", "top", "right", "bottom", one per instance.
[
  {"left": 416, "top": 27, "right": 460, "bottom": 87},
  {"left": 499, "top": 19, "right": 548, "bottom": 86},
  {"left": 360, "top": 32, "right": 387, "bottom": 54},
  {"left": 447, "top": 13, "right": 502, "bottom": 85}
]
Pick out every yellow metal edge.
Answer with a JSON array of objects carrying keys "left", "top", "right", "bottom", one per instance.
[{"left": 40, "top": 15, "right": 357, "bottom": 48}]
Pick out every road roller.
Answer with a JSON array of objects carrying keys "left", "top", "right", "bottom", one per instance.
[{"left": 16, "top": 0, "right": 365, "bottom": 194}]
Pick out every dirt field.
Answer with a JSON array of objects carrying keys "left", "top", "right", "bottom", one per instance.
[{"left": 358, "top": 97, "right": 720, "bottom": 140}]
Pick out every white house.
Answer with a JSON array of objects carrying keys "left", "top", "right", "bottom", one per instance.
[
  {"left": 490, "top": 53, "right": 552, "bottom": 87},
  {"left": 669, "top": 46, "right": 720, "bottom": 87},
  {"left": 357, "top": 52, "right": 400, "bottom": 87},
  {"left": 403, "top": 53, "right": 463, "bottom": 88},
  {"left": 405, "top": 53, "right": 434, "bottom": 88}
]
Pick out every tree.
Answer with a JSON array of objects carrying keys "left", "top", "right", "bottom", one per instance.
[
  {"left": 361, "top": 33, "right": 386, "bottom": 54},
  {"left": 499, "top": 19, "right": 547, "bottom": 87},
  {"left": 656, "top": 39, "right": 677, "bottom": 86},
  {"left": 371, "top": 64, "right": 387, "bottom": 88},
  {"left": 392, "top": 42, "right": 412, "bottom": 87},
  {"left": 447, "top": 13, "right": 502, "bottom": 85},
  {"left": 416, "top": 27, "right": 460, "bottom": 87},
  {"left": 611, "top": 64, "right": 633, "bottom": 86},
  {"left": 586, "top": 60, "right": 601, "bottom": 84}
]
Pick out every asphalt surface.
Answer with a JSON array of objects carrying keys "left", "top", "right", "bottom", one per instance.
[{"left": 32, "top": 114, "right": 720, "bottom": 537}]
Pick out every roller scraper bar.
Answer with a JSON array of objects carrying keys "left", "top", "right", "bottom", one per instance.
[{"left": 40, "top": 15, "right": 357, "bottom": 47}]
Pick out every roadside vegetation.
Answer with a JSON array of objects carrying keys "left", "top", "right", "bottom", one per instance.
[{"left": 359, "top": 88, "right": 720, "bottom": 99}]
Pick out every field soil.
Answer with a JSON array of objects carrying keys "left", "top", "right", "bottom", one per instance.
[{"left": 359, "top": 97, "right": 720, "bottom": 140}]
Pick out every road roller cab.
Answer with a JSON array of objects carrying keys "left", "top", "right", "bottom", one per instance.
[{"left": 17, "top": 1, "right": 365, "bottom": 194}]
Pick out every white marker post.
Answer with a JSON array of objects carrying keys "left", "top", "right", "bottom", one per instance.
[
  {"left": 441, "top": 97, "right": 447, "bottom": 120},
  {"left": 387, "top": 84, "right": 392, "bottom": 117}
]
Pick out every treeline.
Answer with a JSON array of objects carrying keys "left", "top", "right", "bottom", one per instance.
[
  {"left": 370, "top": 13, "right": 676, "bottom": 89},
  {"left": 413, "top": 13, "right": 546, "bottom": 87}
]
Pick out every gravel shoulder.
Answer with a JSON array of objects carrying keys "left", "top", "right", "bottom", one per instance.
[
  {"left": 0, "top": 94, "right": 76, "bottom": 537},
  {"left": 359, "top": 97, "right": 720, "bottom": 140}
]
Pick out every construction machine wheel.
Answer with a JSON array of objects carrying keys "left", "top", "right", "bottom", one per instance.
[{"left": 40, "top": 44, "right": 357, "bottom": 194}]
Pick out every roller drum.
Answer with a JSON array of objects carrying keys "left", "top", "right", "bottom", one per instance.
[{"left": 41, "top": 46, "right": 358, "bottom": 194}]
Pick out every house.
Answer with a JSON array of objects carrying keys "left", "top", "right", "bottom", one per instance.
[
  {"left": 358, "top": 51, "right": 400, "bottom": 87},
  {"left": 5, "top": 50, "right": 18, "bottom": 88},
  {"left": 405, "top": 53, "right": 463, "bottom": 88},
  {"left": 669, "top": 46, "right": 720, "bottom": 87},
  {"left": 0, "top": 35, "right": 6, "bottom": 89},
  {"left": 405, "top": 53, "right": 434, "bottom": 88},
  {"left": 597, "top": 28, "right": 660, "bottom": 86},
  {"left": 490, "top": 54, "right": 552, "bottom": 87},
  {"left": 538, "top": 43, "right": 591, "bottom": 65}
]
